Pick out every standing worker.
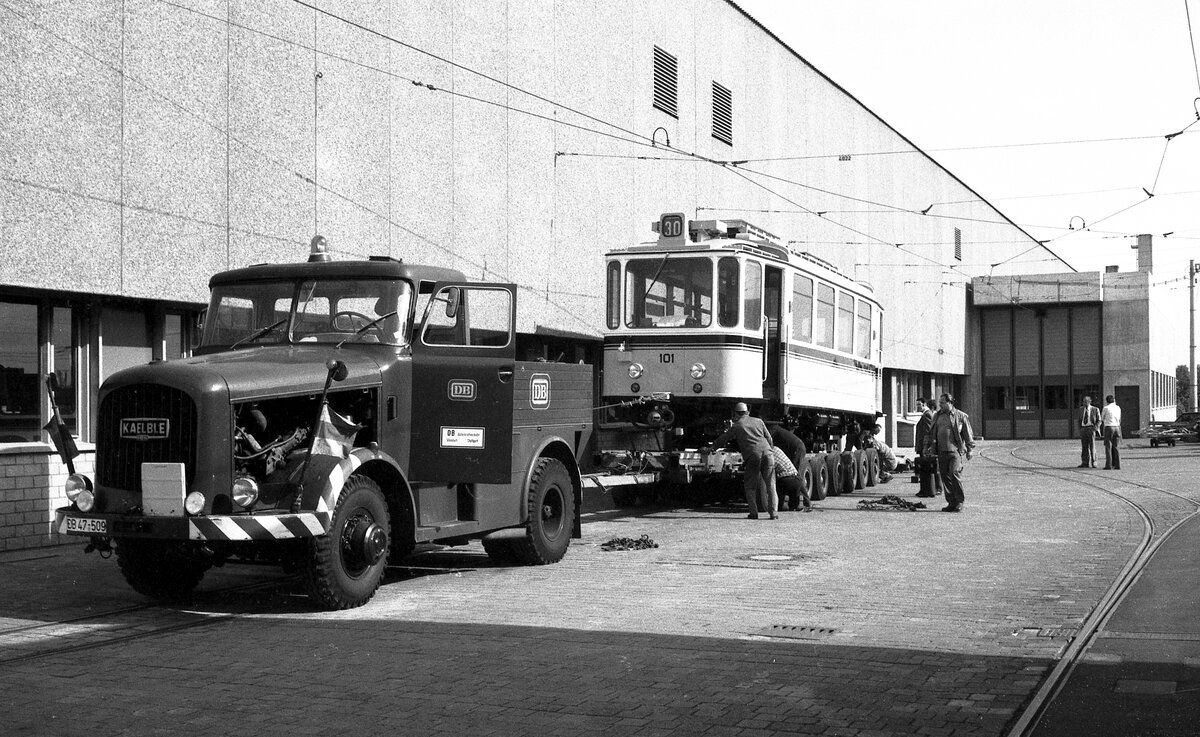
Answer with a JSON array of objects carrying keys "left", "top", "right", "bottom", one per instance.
[
  {"left": 1078, "top": 395, "right": 1101, "bottom": 468},
  {"left": 922, "top": 393, "right": 975, "bottom": 513},
  {"left": 914, "top": 397, "right": 941, "bottom": 497},
  {"left": 708, "top": 402, "right": 778, "bottom": 519},
  {"left": 1101, "top": 394, "right": 1122, "bottom": 470}
]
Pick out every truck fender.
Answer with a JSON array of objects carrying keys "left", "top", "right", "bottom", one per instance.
[
  {"left": 294, "top": 448, "right": 413, "bottom": 531},
  {"left": 523, "top": 435, "right": 584, "bottom": 538}
]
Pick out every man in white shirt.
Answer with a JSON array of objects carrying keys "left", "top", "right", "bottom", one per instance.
[{"left": 1100, "top": 394, "right": 1122, "bottom": 470}]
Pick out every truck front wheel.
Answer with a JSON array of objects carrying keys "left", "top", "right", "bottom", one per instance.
[
  {"left": 510, "top": 458, "right": 574, "bottom": 565},
  {"left": 303, "top": 475, "right": 390, "bottom": 610},
  {"left": 116, "top": 539, "right": 210, "bottom": 600}
]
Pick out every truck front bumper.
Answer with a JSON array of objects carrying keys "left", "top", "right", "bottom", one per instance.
[{"left": 55, "top": 507, "right": 331, "bottom": 542}]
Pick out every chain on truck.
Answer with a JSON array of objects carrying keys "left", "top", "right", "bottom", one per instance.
[
  {"left": 597, "top": 213, "right": 887, "bottom": 504},
  {"left": 53, "top": 236, "right": 592, "bottom": 610}
]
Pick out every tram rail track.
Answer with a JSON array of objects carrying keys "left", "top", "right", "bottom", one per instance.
[{"left": 981, "top": 443, "right": 1200, "bottom": 737}]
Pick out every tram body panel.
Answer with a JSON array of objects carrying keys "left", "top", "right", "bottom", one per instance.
[{"left": 603, "top": 339, "right": 765, "bottom": 400}]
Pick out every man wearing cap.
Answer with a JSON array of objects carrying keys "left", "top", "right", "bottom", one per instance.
[{"left": 708, "top": 402, "right": 778, "bottom": 519}]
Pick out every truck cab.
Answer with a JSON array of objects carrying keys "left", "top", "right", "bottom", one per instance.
[{"left": 55, "top": 239, "right": 592, "bottom": 609}]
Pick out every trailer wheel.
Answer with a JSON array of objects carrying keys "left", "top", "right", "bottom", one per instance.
[
  {"left": 799, "top": 464, "right": 814, "bottom": 503},
  {"left": 303, "top": 474, "right": 390, "bottom": 610},
  {"left": 854, "top": 450, "right": 868, "bottom": 490},
  {"left": 864, "top": 448, "right": 879, "bottom": 487},
  {"left": 510, "top": 458, "right": 574, "bottom": 565},
  {"left": 824, "top": 453, "right": 842, "bottom": 496},
  {"left": 116, "top": 539, "right": 210, "bottom": 600},
  {"left": 808, "top": 457, "right": 828, "bottom": 501},
  {"left": 840, "top": 452, "right": 857, "bottom": 494}
]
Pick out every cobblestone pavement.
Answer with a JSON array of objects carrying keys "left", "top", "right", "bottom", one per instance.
[{"left": 0, "top": 439, "right": 1197, "bottom": 736}]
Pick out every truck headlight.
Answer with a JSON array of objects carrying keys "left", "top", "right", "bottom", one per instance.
[
  {"left": 185, "top": 491, "right": 206, "bottom": 515},
  {"left": 76, "top": 488, "right": 97, "bottom": 513},
  {"left": 690, "top": 362, "right": 707, "bottom": 379},
  {"left": 65, "top": 473, "right": 92, "bottom": 502},
  {"left": 231, "top": 477, "right": 259, "bottom": 508},
  {"left": 628, "top": 363, "right": 644, "bottom": 379}
]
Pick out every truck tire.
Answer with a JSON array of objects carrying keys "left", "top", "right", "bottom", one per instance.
[
  {"left": 824, "top": 453, "right": 842, "bottom": 497},
  {"left": 510, "top": 458, "right": 574, "bottom": 565},
  {"left": 864, "top": 448, "right": 879, "bottom": 486},
  {"left": 303, "top": 475, "right": 391, "bottom": 610},
  {"left": 854, "top": 450, "right": 868, "bottom": 489},
  {"left": 808, "top": 457, "right": 828, "bottom": 501},
  {"left": 799, "top": 464, "right": 814, "bottom": 504},
  {"left": 116, "top": 539, "right": 209, "bottom": 600},
  {"left": 840, "top": 452, "right": 857, "bottom": 494}
]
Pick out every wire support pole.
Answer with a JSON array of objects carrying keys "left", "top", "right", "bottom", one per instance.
[{"left": 1191, "top": 259, "right": 1198, "bottom": 412}]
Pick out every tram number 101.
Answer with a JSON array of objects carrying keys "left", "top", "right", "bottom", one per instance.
[{"left": 659, "top": 353, "right": 675, "bottom": 363}]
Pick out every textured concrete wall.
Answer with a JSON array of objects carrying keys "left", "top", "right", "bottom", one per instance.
[{"left": 2, "top": 0, "right": 1067, "bottom": 376}]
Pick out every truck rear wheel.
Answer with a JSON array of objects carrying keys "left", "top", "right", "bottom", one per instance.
[
  {"left": 303, "top": 475, "right": 390, "bottom": 610},
  {"left": 116, "top": 539, "right": 210, "bottom": 600},
  {"left": 809, "top": 457, "right": 828, "bottom": 501},
  {"left": 510, "top": 458, "right": 574, "bottom": 565}
]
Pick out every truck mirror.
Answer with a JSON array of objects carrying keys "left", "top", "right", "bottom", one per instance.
[
  {"left": 325, "top": 359, "right": 349, "bottom": 382},
  {"left": 445, "top": 287, "right": 460, "bottom": 318}
]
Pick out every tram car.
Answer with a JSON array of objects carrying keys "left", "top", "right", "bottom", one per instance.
[{"left": 599, "top": 212, "right": 884, "bottom": 501}]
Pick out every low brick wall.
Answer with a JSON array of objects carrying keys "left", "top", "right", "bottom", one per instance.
[{"left": 0, "top": 445, "right": 95, "bottom": 551}]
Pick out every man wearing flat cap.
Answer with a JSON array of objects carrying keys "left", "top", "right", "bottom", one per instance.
[{"left": 708, "top": 402, "right": 777, "bottom": 519}]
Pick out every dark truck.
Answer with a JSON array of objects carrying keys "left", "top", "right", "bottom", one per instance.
[{"left": 54, "top": 239, "right": 592, "bottom": 609}]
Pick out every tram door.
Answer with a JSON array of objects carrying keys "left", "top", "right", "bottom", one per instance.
[{"left": 763, "top": 267, "right": 783, "bottom": 401}]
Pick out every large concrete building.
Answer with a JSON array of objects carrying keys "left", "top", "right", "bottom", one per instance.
[{"left": 1, "top": 1, "right": 1095, "bottom": 548}]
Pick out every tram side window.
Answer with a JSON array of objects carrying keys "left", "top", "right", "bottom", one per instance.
[
  {"left": 744, "top": 261, "right": 762, "bottom": 332},
  {"left": 855, "top": 301, "right": 872, "bottom": 359},
  {"left": 606, "top": 262, "right": 620, "bottom": 330},
  {"left": 837, "top": 293, "right": 854, "bottom": 354},
  {"left": 815, "top": 283, "right": 835, "bottom": 349},
  {"left": 717, "top": 257, "right": 739, "bottom": 327},
  {"left": 792, "top": 275, "right": 813, "bottom": 342},
  {"left": 624, "top": 257, "right": 713, "bottom": 328}
]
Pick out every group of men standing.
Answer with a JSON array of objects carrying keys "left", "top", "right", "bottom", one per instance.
[
  {"left": 710, "top": 392, "right": 977, "bottom": 517},
  {"left": 1078, "top": 394, "right": 1122, "bottom": 470}
]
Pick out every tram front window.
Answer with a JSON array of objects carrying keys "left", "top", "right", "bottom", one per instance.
[{"left": 624, "top": 257, "right": 713, "bottom": 328}]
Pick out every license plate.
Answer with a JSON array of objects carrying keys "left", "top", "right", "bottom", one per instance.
[{"left": 65, "top": 517, "right": 107, "bottom": 534}]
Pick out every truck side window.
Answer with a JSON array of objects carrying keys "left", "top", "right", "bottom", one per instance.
[{"left": 422, "top": 286, "right": 513, "bottom": 348}]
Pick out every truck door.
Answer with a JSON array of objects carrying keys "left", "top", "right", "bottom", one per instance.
[{"left": 410, "top": 283, "right": 516, "bottom": 484}]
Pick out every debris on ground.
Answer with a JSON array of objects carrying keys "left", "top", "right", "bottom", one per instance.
[
  {"left": 856, "top": 495, "right": 927, "bottom": 511},
  {"left": 600, "top": 534, "right": 659, "bottom": 551}
]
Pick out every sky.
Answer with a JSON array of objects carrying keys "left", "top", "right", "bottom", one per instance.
[{"left": 735, "top": 1, "right": 1200, "bottom": 289}]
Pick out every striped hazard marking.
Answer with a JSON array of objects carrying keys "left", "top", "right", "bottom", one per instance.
[{"left": 188, "top": 512, "right": 329, "bottom": 542}]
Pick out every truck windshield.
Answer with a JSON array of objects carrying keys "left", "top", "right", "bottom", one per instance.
[
  {"left": 201, "top": 279, "right": 413, "bottom": 349},
  {"left": 623, "top": 256, "right": 713, "bottom": 329}
]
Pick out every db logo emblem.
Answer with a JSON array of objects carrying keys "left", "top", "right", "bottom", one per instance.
[
  {"left": 530, "top": 374, "right": 551, "bottom": 409},
  {"left": 448, "top": 379, "right": 477, "bottom": 401}
]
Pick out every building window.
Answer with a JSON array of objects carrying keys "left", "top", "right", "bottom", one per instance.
[
  {"left": 0, "top": 301, "right": 39, "bottom": 442},
  {"left": 954, "top": 228, "right": 962, "bottom": 261},
  {"left": 653, "top": 46, "right": 678, "bottom": 118},
  {"left": 712, "top": 81, "right": 732, "bottom": 146},
  {"left": 51, "top": 306, "right": 78, "bottom": 435}
]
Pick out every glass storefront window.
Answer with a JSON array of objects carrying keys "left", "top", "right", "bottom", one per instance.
[
  {"left": 1015, "top": 385, "right": 1041, "bottom": 411},
  {"left": 0, "top": 302, "right": 38, "bottom": 442},
  {"left": 986, "top": 385, "right": 1010, "bottom": 411},
  {"left": 51, "top": 307, "right": 77, "bottom": 435}
]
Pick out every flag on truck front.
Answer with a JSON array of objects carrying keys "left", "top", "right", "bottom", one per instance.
[{"left": 310, "top": 405, "right": 362, "bottom": 458}]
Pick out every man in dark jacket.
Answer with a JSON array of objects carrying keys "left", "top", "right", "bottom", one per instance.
[
  {"left": 709, "top": 402, "right": 777, "bottom": 519},
  {"left": 922, "top": 393, "right": 975, "bottom": 512},
  {"left": 914, "top": 397, "right": 941, "bottom": 497}
]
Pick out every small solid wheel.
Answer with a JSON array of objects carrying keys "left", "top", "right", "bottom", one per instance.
[
  {"left": 510, "top": 458, "right": 575, "bottom": 565},
  {"left": 116, "top": 539, "right": 210, "bottom": 600},
  {"left": 303, "top": 475, "right": 390, "bottom": 610},
  {"left": 840, "top": 451, "right": 857, "bottom": 494},
  {"left": 865, "top": 448, "right": 879, "bottom": 486},
  {"left": 808, "top": 457, "right": 828, "bottom": 501}
]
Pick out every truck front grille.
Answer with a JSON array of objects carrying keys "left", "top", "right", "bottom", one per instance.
[{"left": 97, "top": 384, "right": 198, "bottom": 491}]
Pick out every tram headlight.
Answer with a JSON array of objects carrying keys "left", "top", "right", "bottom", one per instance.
[
  {"left": 689, "top": 362, "right": 707, "bottom": 379},
  {"left": 185, "top": 491, "right": 206, "bottom": 515},
  {"left": 628, "top": 363, "right": 644, "bottom": 379}
]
